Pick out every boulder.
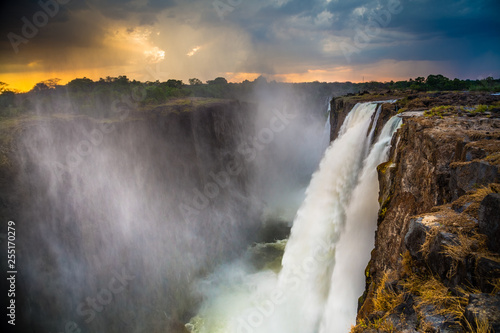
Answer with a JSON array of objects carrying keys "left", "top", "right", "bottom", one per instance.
[
  {"left": 475, "top": 257, "right": 500, "bottom": 293},
  {"left": 404, "top": 217, "right": 434, "bottom": 261},
  {"left": 450, "top": 161, "right": 498, "bottom": 200},
  {"left": 419, "top": 304, "right": 464, "bottom": 333},
  {"left": 426, "top": 232, "right": 463, "bottom": 284},
  {"left": 479, "top": 193, "right": 500, "bottom": 253},
  {"left": 385, "top": 293, "right": 418, "bottom": 332},
  {"left": 465, "top": 293, "right": 500, "bottom": 332}
]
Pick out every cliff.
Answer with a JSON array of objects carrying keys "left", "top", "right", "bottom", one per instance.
[
  {"left": 0, "top": 98, "right": 257, "bottom": 332},
  {"left": 330, "top": 92, "right": 399, "bottom": 142},
  {"left": 333, "top": 92, "right": 500, "bottom": 332}
]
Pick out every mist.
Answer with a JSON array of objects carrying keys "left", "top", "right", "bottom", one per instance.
[{"left": 4, "top": 80, "right": 331, "bottom": 332}]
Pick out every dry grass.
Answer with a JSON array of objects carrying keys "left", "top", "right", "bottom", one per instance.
[
  {"left": 442, "top": 232, "right": 488, "bottom": 279},
  {"left": 350, "top": 318, "right": 395, "bottom": 333},
  {"left": 372, "top": 272, "right": 401, "bottom": 314},
  {"left": 490, "top": 278, "right": 500, "bottom": 294},
  {"left": 485, "top": 152, "right": 500, "bottom": 167},
  {"left": 404, "top": 276, "right": 493, "bottom": 332},
  {"left": 464, "top": 316, "right": 494, "bottom": 333},
  {"left": 401, "top": 250, "right": 414, "bottom": 277},
  {"left": 420, "top": 225, "right": 440, "bottom": 260},
  {"left": 452, "top": 186, "right": 494, "bottom": 217},
  {"left": 474, "top": 319, "right": 493, "bottom": 333},
  {"left": 402, "top": 274, "right": 467, "bottom": 321},
  {"left": 350, "top": 272, "right": 401, "bottom": 332}
]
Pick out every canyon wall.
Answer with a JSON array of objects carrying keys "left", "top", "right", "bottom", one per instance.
[
  {"left": 0, "top": 99, "right": 257, "bottom": 333},
  {"left": 330, "top": 92, "right": 500, "bottom": 332}
]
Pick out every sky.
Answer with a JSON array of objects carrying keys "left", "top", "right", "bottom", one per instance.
[{"left": 0, "top": 0, "right": 499, "bottom": 92}]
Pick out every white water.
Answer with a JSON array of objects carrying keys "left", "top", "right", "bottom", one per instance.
[
  {"left": 187, "top": 102, "right": 402, "bottom": 333},
  {"left": 276, "top": 102, "right": 378, "bottom": 332},
  {"left": 318, "top": 115, "right": 402, "bottom": 333}
]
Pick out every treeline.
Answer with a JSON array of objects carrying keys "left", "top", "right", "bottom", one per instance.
[
  {"left": 359, "top": 74, "right": 500, "bottom": 92},
  {"left": 0, "top": 74, "right": 499, "bottom": 117}
]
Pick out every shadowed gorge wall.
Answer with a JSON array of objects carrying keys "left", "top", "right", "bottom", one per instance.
[
  {"left": 1, "top": 101, "right": 260, "bottom": 332},
  {"left": 346, "top": 92, "right": 500, "bottom": 332}
]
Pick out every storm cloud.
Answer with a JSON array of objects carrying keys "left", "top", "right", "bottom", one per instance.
[{"left": 1, "top": 0, "right": 499, "bottom": 90}]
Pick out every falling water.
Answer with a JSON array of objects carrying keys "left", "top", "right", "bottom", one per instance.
[
  {"left": 187, "top": 102, "right": 402, "bottom": 333},
  {"left": 318, "top": 114, "right": 402, "bottom": 332},
  {"left": 276, "top": 102, "right": 379, "bottom": 332}
]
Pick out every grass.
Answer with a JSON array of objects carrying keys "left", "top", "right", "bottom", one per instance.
[
  {"left": 372, "top": 272, "right": 400, "bottom": 313},
  {"left": 402, "top": 274, "right": 467, "bottom": 321},
  {"left": 490, "top": 278, "right": 500, "bottom": 295},
  {"left": 470, "top": 104, "right": 496, "bottom": 114},
  {"left": 424, "top": 105, "right": 453, "bottom": 118},
  {"left": 350, "top": 272, "right": 402, "bottom": 332},
  {"left": 464, "top": 316, "right": 494, "bottom": 333},
  {"left": 451, "top": 186, "right": 494, "bottom": 217},
  {"left": 423, "top": 103, "right": 500, "bottom": 118},
  {"left": 351, "top": 317, "right": 395, "bottom": 332},
  {"left": 419, "top": 224, "right": 440, "bottom": 260},
  {"left": 442, "top": 232, "right": 488, "bottom": 278}
]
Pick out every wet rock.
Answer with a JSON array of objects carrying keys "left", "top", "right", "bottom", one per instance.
[
  {"left": 465, "top": 293, "right": 500, "bottom": 332},
  {"left": 259, "top": 220, "right": 291, "bottom": 243},
  {"left": 246, "top": 240, "right": 286, "bottom": 272},
  {"left": 479, "top": 193, "right": 500, "bottom": 252}
]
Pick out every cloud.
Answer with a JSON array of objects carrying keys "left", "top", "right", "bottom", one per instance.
[{"left": 1, "top": 0, "right": 499, "bottom": 91}]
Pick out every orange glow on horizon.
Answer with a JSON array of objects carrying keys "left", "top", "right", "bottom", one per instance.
[
  {"left": 225, "top": 72, "right": 262, "bottom": 83},
  {"left": 2, "top": 60, "right": 436, "bottom": 92},
  {"left": 0, "top": 69, "right": 110, "bottom": 93}
]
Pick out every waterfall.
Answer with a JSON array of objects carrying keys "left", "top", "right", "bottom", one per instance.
[
  {"left": 187, "top": 102, "right": 402, "bottom": 333},
  {"left": 276, "top": 102, "right": 379, "bottom": 332},
  {"left": 318, "top": 114, "right": 402, "bottom": 332}
]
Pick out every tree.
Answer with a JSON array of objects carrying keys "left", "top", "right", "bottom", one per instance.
[
  {"left": 31, "top": 78, "right": 61, "bottom": 92},
  {"left": 207, "top": 77, "right": 228, "bottom": 85},
  {"left": 0, "top": 90, "right": 15, "bottom": 108},
  {"left": 165, "top": 79, "right": 183, "bottom": 88},
  {"left": 67, "top": 77, "right": 94, "bottom": 92},
  {"left": 426, "top": 74, "right": 450, "bottom": 90},
  {"left": 0, "top": 82, "right": 8, "bottom": 93},
  {"left": 189, "top": 78, "right": 202, "bottom": 85}
]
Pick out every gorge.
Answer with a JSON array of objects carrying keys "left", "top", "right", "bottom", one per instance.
[{"left": 0, "top": 88, "right": 499, "bottom": 333}]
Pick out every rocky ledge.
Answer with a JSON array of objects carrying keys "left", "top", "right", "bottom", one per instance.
[{"left": 346, "top": 92, "right": 500, "bottom": 332}]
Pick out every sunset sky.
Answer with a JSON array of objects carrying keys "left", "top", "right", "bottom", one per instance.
[{"left": 1, "top": 0, "right": 499, "bottom": 92}]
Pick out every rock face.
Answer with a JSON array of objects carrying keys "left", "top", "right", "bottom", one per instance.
[
  {"left": 479, "top": 193, "right": 500, "bottom": 253},
  {"left": 0, "top": 99, "right": 258, "bottom": 333},
  {"left": 345, "top": 92, "right": 500, "bottom": 332},
  {"left": 465, "top": 294, "right": 500, "bottom": 332},
  {"left": 371, "top": 116, "right": 493, "bottom": 277},
  {"left": 330, "top": 93, "right": 398, "bottom": 142}
]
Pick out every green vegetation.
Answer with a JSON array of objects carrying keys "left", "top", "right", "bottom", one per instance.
[
  {"left": 1, "top": 74, "right": 499, "bottom": 119},
  {"left": 424, "top": 105, "right": 452, "bottom": 118},
  {"left": 422, "top": 103, "right": 500, "bottom": 118}
]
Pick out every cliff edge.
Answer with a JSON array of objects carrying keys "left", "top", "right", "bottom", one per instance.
[{"left": 341, "top": 92, "right": 500, "bottom": 332}]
